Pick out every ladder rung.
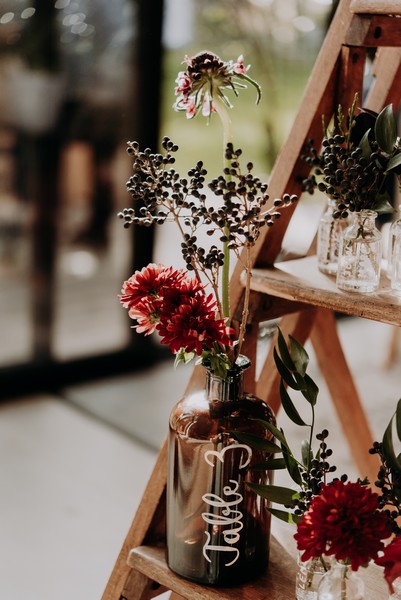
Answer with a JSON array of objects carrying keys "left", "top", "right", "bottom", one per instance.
[{"left": 351, "top": 0, "right": 401, "bottom": 14}]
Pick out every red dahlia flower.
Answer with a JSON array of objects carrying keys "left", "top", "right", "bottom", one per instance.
[
  {"left": 119, "top": 264, "right": 189, "bottom": 310},
  {"left": 295, "top": 479, "right": 390, "bottom": 571},
  {"left": 375, "top": 537, "right": 401, "bottom": 593},
  {"left": 157, "top": 293, "right": 233, "bottom": 355}
]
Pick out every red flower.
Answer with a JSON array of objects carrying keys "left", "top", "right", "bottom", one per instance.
[
  {"left": 375, "top": 537, "right": 401, "bottom": 593},
  {"left": 295, "top": 480, "right": 390, "bottom": 571},
  {"left": 157, "top": 293, "right": 233, "bottom": 355},
  {"left": 119, "top": 264, "right": 188, "bottom": 310},
  {"left": 128, "top": 298, "right": 162, "bottom": 335}
]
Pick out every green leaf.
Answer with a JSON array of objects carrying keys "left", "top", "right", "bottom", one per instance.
[
  {"left": 385, "top": 153, "right": 401, "bottom": 174},
  {"left": 371, "top": 192, "right": 394, "bottom": 215},
  {"left": 273, "top": 347, "right": 300, "bottom": 390},
  {"left": 300, "top": 373, "right": 319, "bottom": 406},
  {"left": 280, "top": 380, "right": 308, "bottom": 426},
  {"left": 246, "top": 483, "right": 298, "bottom": 505},
  {"left": 282, "top": 444, "right": 303, "bottom": 486},
  {"left": 396, "top": 399, "right": 401, "bottom": 441},
  {"left": 289, "top": 335, "right": 309, "bottom": 377},
  {"left": 174, "top": 349, "right": 195, "bottom": 368},
  {"left": 233, "top": 431, "right": 282, "bottom": 453},
  {"left": 268, "top": 507, "right": 301, "bottom": 525},
  {"left": 358, "top": 129, "right": 372, "bottom": 158},
  {"left": 252, "top": 419, "right": 289, "bottom": 448},
  {"left": 250, "top": 458, "right": 287, "bottom": 471},
  {"left": 375, "top": 104, "right": 397, "bottom": 154},
  {"left": 277, "top": 327, "right": 295, "bottom": 370},
  {"left": 382, "top": 417, "right": 401, "bottom": 476},
  {"left": 301, "top": 439, "right": 313, "bottom": 468}
]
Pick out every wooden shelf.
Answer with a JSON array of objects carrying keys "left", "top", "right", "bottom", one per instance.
[
  {"left": 249, "top": 256, "right": 401, "bottom": 326},
  {"left": 128, "top": 534, "right": 388, "bottom": 599}
]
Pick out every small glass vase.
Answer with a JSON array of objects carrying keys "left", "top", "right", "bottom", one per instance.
[
  {"left": 336, "top": 210, "right": 382, "bottom": 293},
  {"left": 317, "top": 199, "right": 351, "bottom": 275},
  {"left": 296, "top": 555, "right": 331, "bottom": 599},
  {"left": 166, "top": 355, "right": 276, "bottom": 586},
  {"left": 387, "top": 205, "right": 401, "bottom": 279},
  {"left": 317, "top": 561, "right": 365, "bottom": 600}
]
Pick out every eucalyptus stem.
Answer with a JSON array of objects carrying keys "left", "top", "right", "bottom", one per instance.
[
  {"left": 236, "top": 247, "right": 252, "bottom": 359},
  {"left": 214, "top": 95, "right": 233, "bottom": 321}
]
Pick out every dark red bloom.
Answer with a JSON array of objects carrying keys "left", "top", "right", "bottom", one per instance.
[
  {"left": 119, "top": 264, "right": 189, "bottom": 310},
  {"left": 295, "top": 480, "right": 390, "bottom": 571},
  {"left": 375, "top": 537, "right": 401, "bottom": 593},
  {"left": 157, "top": 293, "right": 233, "bottom": 355}
]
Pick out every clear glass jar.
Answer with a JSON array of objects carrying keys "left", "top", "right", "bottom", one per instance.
[
  {"left": 387, "top": 205, "right": 401, "bottom": 279},
  {"left": 317, "top": 560, "right": 365, "bottom": 599},
  {"left": 166, "top": 355, "right": 276, "bottom": 585},
  {"left": 336, "top": 210, "right": 382, "bottom": 293},
  {"left": 296, "top": 554, "right": 331, "bottom": 599},
  {"left": 317, "top": 200, "right": 351, "bottom": 275}
]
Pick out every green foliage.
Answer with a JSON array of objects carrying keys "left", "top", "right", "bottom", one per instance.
[
  {"left": 242, "top": 327, "right": 335, "bottom": 525},
  {"left": 382, "top": 399, "right": 401, "bottom": 477}
]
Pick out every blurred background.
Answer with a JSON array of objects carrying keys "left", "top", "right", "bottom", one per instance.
[{"left": 0, "top": 0, "right": 335, "bottom": 397}]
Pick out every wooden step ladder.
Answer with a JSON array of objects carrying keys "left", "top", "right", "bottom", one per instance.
[{"left": 102, "top": 1, "right": 401, "bottom": 598}]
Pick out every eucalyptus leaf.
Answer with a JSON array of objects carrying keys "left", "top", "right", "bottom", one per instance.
[
  {"left": 273, "top": 347, "right": 300, "bottom": 390},
  {"left": 280, "top": 380, "right": 308, "bottom": 426},
  {"left": 358, "top": 129, "right": 372, "bottom": 158},
  {"left": 301, "top": 439, "right": 313, "bottom": 468},
  {"left": 385, "top": 153, "right": 401, "bottom": 174},
  {"left": 382, "top": 418, "right": 401, "bottom": 476},
  {"left": 268, "top": 507, "right": 301, "bottom": 525},
  {"left": 375, "top": 104, "right": 397, "bottom": 154},
  {"left": 371, "top": 192, "right": 394, "bottom": 215},
  {"left": 252, "top": 419, "right": 288, "bottom": 447},
  {"left": 282, "top": 446, "right": 303, "bottom": 486},
  {"left": 289, "top": 334, "right": 309, "bottom": 376},
  {"left": 277, "top": 327, "right": 296, "bottom": 370},
  {"left": 233, "top": 431, "right": 282, "bottom": 453},
  {"left": 396, "top": 398, "right": 401, "bottom": 441},
  {"left": 300, "top": 373, "right": 319, "bottom": 406},
  {"left": 246, "top": 483, "right": 298, "bottom": 505},
  {"left": 250, "top": 458, "right": 287, "bottom": 471}
]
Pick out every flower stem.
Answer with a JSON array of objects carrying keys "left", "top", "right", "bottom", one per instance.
[{"left": 214, "top": 95, "right": 233, "bottom": 321}]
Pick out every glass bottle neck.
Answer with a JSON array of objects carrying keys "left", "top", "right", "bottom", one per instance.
[
  {"left": 205, "top": 356, "right": 250, "bottom": 409},
  {"left": 354, "top": 210, "right": 377, "bottom": 226}
]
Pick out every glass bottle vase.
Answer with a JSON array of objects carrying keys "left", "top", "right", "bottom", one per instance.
[
  {"left": 317, "top": 561, "right": 365, "bottom": 600},
  {"left": 336, "top": 210, "right": 382, "bottom": 293},
  {"left": 166, "top": 355, "right": 276, "bottom": 586},
  {"left": 317, "top": 200, "right": 351, "bottom": 275},
  {"left": 387, "top": 205, "right": 401, "bottom": 279},
  {"left": 296, "top": 555, "right": 331, "bottom": 599}
]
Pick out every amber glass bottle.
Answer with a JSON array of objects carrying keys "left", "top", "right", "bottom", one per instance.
[{"left": 166, "top": 356, "right": 275, "bottom": 586}]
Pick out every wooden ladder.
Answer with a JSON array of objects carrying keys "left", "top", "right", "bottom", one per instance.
[{"left": 103, "top": 1, "right": 401, "bottom": 598}]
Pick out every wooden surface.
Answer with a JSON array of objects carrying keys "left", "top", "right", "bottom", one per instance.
[
  {"left": 351, "top": 0, "right": 401, "bottom": 14},
  {"left": 249, "top": 256, "right": 401, "bottom": 327},
  {"left": 128, "top": 534, "right": 388, "bottom": 599}
]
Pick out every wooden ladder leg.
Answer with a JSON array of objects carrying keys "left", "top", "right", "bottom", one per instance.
[{"left": 310, "top": 309, "right": 380, "bottom": 484}]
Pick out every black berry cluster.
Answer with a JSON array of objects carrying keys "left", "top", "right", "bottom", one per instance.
[
  {"left": 301, "top": 134, "right": 387, "bottom": 217},
  {"left": 292, "top": 430, "right": 339, "bottom": 516},
  {"left": 119, "top": 137, "right": 297, "bottom": 281}
]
